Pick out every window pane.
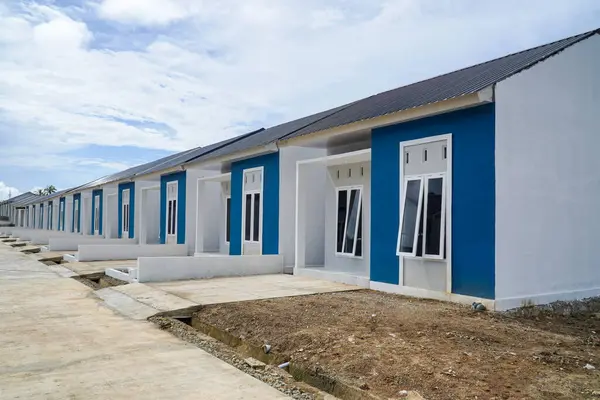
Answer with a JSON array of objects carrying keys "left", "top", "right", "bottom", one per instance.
[
  {"left": 245, "top": 194, "right": 251, "bottom": 241},
  {"left": 167, "top": 201, "right": 172, "bottom": 234},
  {"left": 226, "top": 198, "right": 231, "bottom": 242},
  {"left": 172, "top": 200, "right": 177, "bottom": 234},
  {"left": 344, "top": 189, "right": 360, "bottom": 254},
  {"left": 425, "top": 177, "right": 444, "bottom": 255},
  {"left": 253, "top": 193, "right": 260, "bottom": 241},
  {"left": 416, "top": 196, "right": 424, "bottom": 257},
  {"left": 336, "top": 190, "right": 348, "bottom": 252},
  {"left": 399, "top": 179, "right": 422, "bottom": 254},
  {"left": 355, "top": 207, "right": 363, "bottom": 257}
]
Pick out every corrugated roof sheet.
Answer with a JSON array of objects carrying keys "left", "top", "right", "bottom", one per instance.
[
  {"left": 19, "top": 29, "right": 597, "bottom": 194},
  {"left": 184, "top": 104, "right": 354, "bottom": 166},
  {"left": 135, "top": 128, "right": 265, "bottom": 177},
  {"left": 9, "top": 192, "right": 40, "bottom": 206},
  {"left": 22, "top": 189, "right": 71, "bottom": 206},
  {"left": 282, "top": 29, "right": 598, "bottom": 141}
]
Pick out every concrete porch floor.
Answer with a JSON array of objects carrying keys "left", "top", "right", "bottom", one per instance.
[
  {"left": 96, "top": 274, "right": 360, "bottom": 320},
  {"left": 63, "top": 259, "right": 138, "bottom": 275},
  {"left": 0, "top": 242, "right": 290, "bottom": 399}
]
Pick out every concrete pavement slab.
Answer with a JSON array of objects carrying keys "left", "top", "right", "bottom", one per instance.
[{"left": 0, "top": 243, "right": 290, "bottom": 399}]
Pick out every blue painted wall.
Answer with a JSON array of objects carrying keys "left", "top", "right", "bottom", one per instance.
[
  {"left": 59, "top": 197, "right": 66, "bottom": 231},
  {"left": 230, "top": 152, "right": 280, "bottom": 255},
  {"left": 159, "top": 171, "right": 186, "bottom": 244},
  {"left": 72, "top": 193, "right": 81, "bottom": 233},
  {"left": 48, "top": 201, "right": 53, "bottom": 230},
  {"left": 370, "top": 104, "right": 496, "bottom": 299},
  {"left": 118, "top": 182, "right": 135, "bottom": 239},
  {"left": 91, "top": 189, "right": 104, "bottom": 235}
]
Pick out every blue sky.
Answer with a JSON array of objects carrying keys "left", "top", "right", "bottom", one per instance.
[{"left": 0, "top": 0, "right": 599, "bottom": 199}]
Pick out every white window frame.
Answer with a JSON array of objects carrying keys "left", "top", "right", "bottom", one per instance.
[
  {"left": 39, "top": 205, "right": 44, "bottom": 229},
  {"left": 48, "top": 203, "right": 52, "bottom": 230},
  {"left": 94, "top": 194, "right": 100, "bottom": 235},
  {"left": 122, "top": 189, "right": 130, "bottom": 238},
  {"left": 397, "top": 133, "right": 453, "bottom": 291},
  {"left": 334, "top": 185, "right": 364, "bottom": 259},
  {"left": 422, "top": 173, "right": 446, "bottom": 259},
  {"left": 74, "top": 199, "right": 80, "bottom": 233},
  {"left": 241, "top": 166, "right": 264, "bottom": 249},
  {"left": 243, "top": 191, "right": 261, "bottom": 243},
  {"left": 396, "top": 177, "right": 424, "bottom": 258},
  {"left": 224, "top": 195, "right": 231, "bottom": 244},
  {"left": 59, "top": 201, "right": 64, "bottom": 231},
  {"left": 166, "top": 181, "right": 178, "bottom": 243}
]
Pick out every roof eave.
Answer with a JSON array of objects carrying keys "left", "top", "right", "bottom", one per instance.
[{"left": 279, "top": 90, "right": 493, "bottom": 147}]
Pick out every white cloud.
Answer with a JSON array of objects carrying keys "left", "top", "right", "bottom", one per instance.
[
  {"left": 0, "top": 182, "right": 21, "bottom": 201},
  {"left": 97, "top": 0, "right": 198, "bottom": 26},
  {"left": 0, "top": 0, "right": 599, "bottom": 190}
]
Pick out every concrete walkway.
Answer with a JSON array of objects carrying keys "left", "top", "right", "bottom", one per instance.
[{"left": 0, "top": 243, "right": 289, "bottom": 399}]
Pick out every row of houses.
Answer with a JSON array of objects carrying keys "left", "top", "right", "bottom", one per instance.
[{"left": 2, "top": 29, "right": 599, "bottom": 310}]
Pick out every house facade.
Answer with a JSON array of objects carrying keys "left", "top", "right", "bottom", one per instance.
[{"left": 3, "top": 29, "right": 598, "bottom": 310}]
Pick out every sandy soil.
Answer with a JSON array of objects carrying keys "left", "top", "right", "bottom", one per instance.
[{"left": 195, "top": 290, "right": 600, "bottom": 400}]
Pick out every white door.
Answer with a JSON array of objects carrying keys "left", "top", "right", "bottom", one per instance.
[
  {"left": 48, "top": 205, "right": 52, "bottom": 230},
  {"left": 166, "top": 182, "right": 178, "bottom": 244},
  {"left": 94, "top": 195, "right": 100, "bottom": 235},
  {"left": 122, "top": 189, "right": 130, "bottom": 238}
]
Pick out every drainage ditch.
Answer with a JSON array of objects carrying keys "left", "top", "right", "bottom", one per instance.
[
  {"left": 72, "top": 273, "right": 128, "bottom": 290},
  {"left": 150, "top": 311, "right": 383, "bottom": 400}
]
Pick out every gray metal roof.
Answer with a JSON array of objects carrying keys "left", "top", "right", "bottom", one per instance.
[
  {"left": 281, "top": 29, "right": 599, "bottom": 141},
  {"left": 136, "top": 128, "right": 265, "bottom": 177},
  {"left": 183, "top": 104, "right": 354, "bottom": 167},
  {"left": 7, "top": 192, "right": 40, "bottom": 207},
  {"left": 70, "top": 128, "right": 266, "bottom": 190},
  {"left": 22, "top": 189, "right": 71, "bottom": 205}
]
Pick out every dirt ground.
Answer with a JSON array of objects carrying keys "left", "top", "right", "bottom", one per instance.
[{"left": 195, "top": 290, "right": 600, "bottom": 400}]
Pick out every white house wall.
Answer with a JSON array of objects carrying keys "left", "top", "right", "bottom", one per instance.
[
  {"left": 103, "top": 186, "right": 118, "bottom": 238},
  {"left": 495, "top": 33, "right": 600, "bottom": 309},
  {"left": 279, "top": 146, "right": 328, "bottom": 267},
  {"left": 136, "top": 181, "right": 160, "bottom": 244},
  {"left": 324, "top": 161, "right": 371, "bottom": 275},
  {"left": 184, "top": 169, "right": 207, "bottom": 255},
  {"left": 195, "top": 177, "right": 224, "bottom": 254}
]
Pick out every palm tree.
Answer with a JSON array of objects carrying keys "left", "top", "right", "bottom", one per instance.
[
  {"left": 45, "top": 185, "right": 57, "bottom": 195},
  {"left": 35, "top": 189, "right": 45, "bottom": 196}
]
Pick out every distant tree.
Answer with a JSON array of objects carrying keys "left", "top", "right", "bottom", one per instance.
[{"left": 34, "top": 186, "right": 57, "bottom": 196}]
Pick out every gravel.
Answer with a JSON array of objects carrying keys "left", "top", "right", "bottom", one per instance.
[{"left": 149, "top": 316, "right": 319, "bottom": 400}]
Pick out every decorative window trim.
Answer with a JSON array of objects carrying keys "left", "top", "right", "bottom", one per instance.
[{"left": 334, "top": 185, "right": 364, "bottom": 259}]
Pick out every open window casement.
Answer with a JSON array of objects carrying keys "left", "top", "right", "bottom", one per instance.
[
  {"left": 397, "top": 174, "right": 446, "bottom": 259},
  {"left": 335, "top": 186, "right": 363, "bottom": 257}
]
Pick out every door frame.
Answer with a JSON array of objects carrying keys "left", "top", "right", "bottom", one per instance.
[{"left": 241, "top": 166, "right": 264, "bottom": 255}]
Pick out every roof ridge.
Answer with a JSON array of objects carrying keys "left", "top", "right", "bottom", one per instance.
[{"left": 368, "top": 28, "right": 597, "bottom": 99}]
